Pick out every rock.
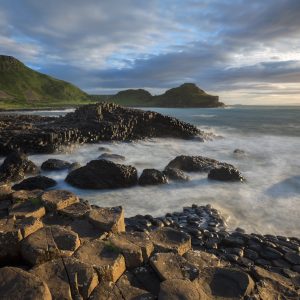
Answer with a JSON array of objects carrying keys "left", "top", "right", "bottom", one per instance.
[
  {"left": 21, "top": 225, "right": 80, "bottom": 266},
  {"left": 9, "top": 198, "right": 46, "bottom": 219},
  {"left": 109, "top": 232, "right": 154, "bottom": 268},
  {"left": 31, "top": 257, "right": 99, "bottom": 300},
  {"left": 199, "top": 267, "right": 255, "bottom": 298},
  {"left": 69, "top": 162, "right": 81, "bottom": 172},
  {"left": 149, "top": 227, "right": 191, "bottom": 255},
  {"left": 16, "top": 216, "right": 43, "bottom": 238},
  {"left": 183, "top": 249, "right": 223, "bottom": 269},
  {"left": 272, "top": 258, "right": 292, "bottom": 269},
  {"left": 163, "top": 167, "right": 189, "bottom": 181},
  {"left": 73, "top": 239, "right": 126, "bottom": 282},
  {"left": 0, "top": 183, "right": 12, "bottom": 200},
  {"left": 88, "top": 206, "right": 125, "bottom": 234},
  {"left": 11, "top": 189, "right": 43, "bottom": 203},
  {"left": 233, "top": 149, "right": 246, "bottom": 155},
  {"left": 65, "top": 159, "right": 138, "bottom": 189},
  {"left": 158, "top": 279, "right": 206, "bottom": 300},
  {"left": 12, "top": 175, "right": 57, "bottom": 191},
  {"left": 166, "top": 155, "right": 232, "bottom": 172},
  {"left": 260, "top": 246, "right": 283, "bottom": 260},
  {"left": 284, "top": 252, "right": 300, "bottom": 265},
  {"left": 98, "top": 146, "right": 111, "bottom": 152},
  {"left": 41, "top": 189, "right": 79, "bottom": 211},
  {"left": 150, "top": 252, "right": 199, "bottom": 281},
  {"left": 138, "top": 169, "right": 168, "bottom": 186},
  {"left": 0, "top": 151, "right": 38, "bottom": 182},
  {"left": 59, "top": 201, "right": 91, "bottom": 219},
  {"left": 98, "top": 152, "right": 125, "bottom": 162},
  {"left": 89, "top": 281, "right": 123, "bottom": 300},
  {"left": 0, "top": 267, "right": 51, "bottom": 300},
  {"left": 208, "top": 166, "right": 245, "bottom": 182},
  {"left": 41, "top": 158, "right": 71, "bottom": 170}
]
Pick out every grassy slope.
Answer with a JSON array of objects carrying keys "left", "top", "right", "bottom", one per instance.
[{"left": 0, "top": 55, "right": 92, "bottom": 109}]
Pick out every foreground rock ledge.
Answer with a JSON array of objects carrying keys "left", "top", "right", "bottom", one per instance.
[{"left": 0, "top": 188, "right": 299, "bottom": 299}]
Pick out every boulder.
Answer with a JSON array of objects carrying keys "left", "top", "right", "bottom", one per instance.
[
  {"left": 41, "top": 189, "right": 79, "bottom": 211},
  {"left": 88, "top": 206, "right": 125, "bottom": 233},
  {"left": 31, "top": 257, "right": 99, "bottom": 300},
  {"left": 41, "top": 158, "right": 71, "bottom": 171},
  {"left": 149, "top": 227, "right": 191, "bottom": 255},
  {"left": 166, "top": 155, "right": 232, "bottom": 172},
  {"left": 73, "top": 239, "right": 126, "bottom": 282},
  {"left": 65, "top": 159, "right": 138, "bottom": 189},
  {"left": 0, "top": 151, "right": 38, "bottom": 182},
  {"left": 138, "top": 169, "right": 168, "bottom": 186},
  {"left": 150, "top": 252, "right": 199, "bottom": 281},
  {"left": 98, "top": 152, "right": 126, "bottom": 162},
  {"left": 163, "top": 167, "right": 189, "bottom": 181},
  {"left": 158, "top": 279, "right": 207, "bottom": 300},
  {"left": 208, "top": 166, "right": 245, "bottom": 182},
  {"left": 59, "top": 201, "right": 91, "bottom": 219},
  {"left": 12, "top": 175, "right": 57, "bottom": 191},
  {"left": 21, "top": 225, "right": 80, "bottom": 266},
  {"left": 0, "top": 267, "right": 51, "bottom": 300}
]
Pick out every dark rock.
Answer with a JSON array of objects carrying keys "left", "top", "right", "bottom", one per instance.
[
  {"left": 68, "top": 162, "right": 81, "bottom": 172},
  {"left": 260, "top": 246, "right": 283, "bottom": 260},
  {"left": 284, "top": 252, "right": 300, "bottom": 265},
  {"left": 138, "top": 169, "right": 168, "bottom": 186},
  {"left": 244, "top": 248, "right": 259, "bottom": 261},
  {"left": 165, "top": 155, "right": 232, "bottom": 172},
  {"left": 163, "top": 167, "right": 189, "bottom": 181},
  {"left": 98, "top": 152, "right": 125, "bottom": 162},
  {"left": 66, "top": 159, "right": 138, "bottom": 189},
  {"left": 208, "top": 166, "right": 245, "bottom": 182},
  {"left": 0, "top": 151, "right": 38, "bottom": 182},
  {"left": 41, "top": 158, "right": 71, "bottom": 171},
  {"left": 233, "top": 149, "right": 246, "bottom": 155},
  {"left": 58, "top": 201, "right": 91, "bottom": 219},
  {"left": 12, "top": 176, "right": 57, "bottom": 191}
]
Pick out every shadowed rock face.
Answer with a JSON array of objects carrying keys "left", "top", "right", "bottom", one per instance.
[{"left": 0, "top": 102, "right": 207, "bottom": 155}]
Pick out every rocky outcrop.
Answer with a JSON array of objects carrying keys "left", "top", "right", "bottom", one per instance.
[
  {"left": 208, "top": 166, "right": 245, "bottom": 182},
  {"left": 138, "top": 169, "right": 168, "bottom": 186},
  {"left": 41, "top": 158, "right": 71, "bottom": 171},
  {"left": 66, "top": 159, "right": 138, "bottom": 189},
  {"left": 0, "top": 102, "right": 207, "bottom": 155}
]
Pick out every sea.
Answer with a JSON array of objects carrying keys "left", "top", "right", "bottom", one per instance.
[{"left": 2, "top": 106, "right": 300, "bottom": 236}]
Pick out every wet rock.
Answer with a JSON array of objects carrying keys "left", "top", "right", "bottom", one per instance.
[
  {"left": 0, "top": 267, "right": 51, "bottom": 300},
  {"left": 163, "top": 167, "right": 189, "bottom": 181},
  {"left": 233, "top": 149, "right": 246, "bottom": 155},
  {"left": 158, "top": 279, "right": 206, "bottom": 300},
  {"left": 150, "top": 252, "right": 199, "bottom": 281},
  {"left": 284, "top": 252, "right": 300, "bottom": 265},
  {"left": 21, "top": 225, "right": 80, "bottom": 266},
  {"left": 68, "top": 162, "right": 81, "bottom": 172},
  {"left": 59, "top": 201, "right": 91, "bottom": 219},
  {"left": 272, "top": 258, "right": 292, "bottom": 269},
  {"left": 41, "top": 158, "right": 71, "bottom": 170},
  {"left": 0, "top": 151, "right": 38, "bottom": 182},
  {"left": 244, "top": 248, "right": 259, "bottom": 261},
  {"left": 260, "top": 246, "right": 283, "bottom": 260},
  {"left": 41, "top": 189, "right": 79, "bottom": 211},
  {"left": 165, "top": 155, "right": 232, "bottom": 172},
  {"left": 208, "top": 166, "right": 245, "bottom": 182},
  {"left": 88, "top": 206, "right": 125, "bottom": 234},
  {"left": 12, "top": 175, "right": 57, "bottom": 191},
  {"left": 222, "top": 235, "right": 245, "bottom": 247},
  {"left": 98, "top": 146, "right": 111, "bottom": 152},
  {"left": 73, "top": 239, "right": 126, "bottom": 282},
  {"left": 149, "top": 227, "right": 191, "bottom": 255},
  {"left": 98, "top": 152, "right": 125, "bottom": 162},
  {"left": 66, "top": 159, "right": 138, "bottom": 189},
  {"left": 31, "top": 257, "right": 99, "bottom": 300},
  {"left": 138, "top": 169, "right": 168, "bottom": 186}
]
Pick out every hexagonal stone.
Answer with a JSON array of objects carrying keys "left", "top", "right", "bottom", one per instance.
[
  {"left": 0, "top": 267, "right": 51, "bottom": 300},
  {"left": 88, "top": 206, "right": 125, "bottom": 233},
  {"left": 31, "top": 257, "right": 99, "bottom": 300},
  {"left": 9, "top": 199, "right": 46, "bottom": 219},
  {"left": 16, "top": 216, "right": 43, "bottom": 238},
  {"left": 10, "top": 189, "right": 43, "bottom": 205},
  {"left": 41, "top": 189, "right": 79, "bottom": 211},
  {"left": 21, "top": 225, "right": 80, "bottom": 266},
  {"left": 59, "top": 201, "right": 91, "bottom": 219},
  {"left": 149, "top": 227, "right": 191, "bottom": 255},
  {"left": 183, "top": 250, "right": 224, "bottom": 269},
  {"left": 150, "top": 252, "right": 199, "bottom": 281},
  {"left": 73, "top": 239, "right": 126, "bottom": 282},
  {"left": 158, "top": 279, "right": 206, "bottom": 300},
  {"left": 89, "top": 281, "right": 123, "bottom": 300}
]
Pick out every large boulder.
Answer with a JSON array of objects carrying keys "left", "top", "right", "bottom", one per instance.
[
  {"left": 65, "top": 159, "right": 138, "bottom": 189},
  {"left": 12, "top": 175, "right": 57, "bottom": 190},
  {"left": 0, "top": 151, "right": 38, "bottom": 183},
  {"left": 0, "top": 267, "right": 51, "bottom": 300},
  {"left": 208, "top": 166, "right": 245, "bottom": 182},
  {"left": 41, "top": 158, "right": 71, "bottom": 171},
  {"left": 166, "top": 155, "right": 232, "bottom": 172},
  {"left": 138, "top": 169, "right": 168, "bottom": 186}
]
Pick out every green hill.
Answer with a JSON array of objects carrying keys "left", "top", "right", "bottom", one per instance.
[
  {"left": 0, "top": 55, "right": 91, "bottom": 109},
  {"left": 107, "top": 83, "right": 224, "bottom": 107}
]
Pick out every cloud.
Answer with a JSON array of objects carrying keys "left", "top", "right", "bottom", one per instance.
[{"left": 0, "top": 0, "right": 299, "bottom": 104}]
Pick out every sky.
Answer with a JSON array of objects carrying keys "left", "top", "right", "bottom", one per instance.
[{"left": 0, "top": 0, "right": 300, "bottom": 105}]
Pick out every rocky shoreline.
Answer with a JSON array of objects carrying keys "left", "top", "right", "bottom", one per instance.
[{"left": 0, "top": 185, "right": 299, "bottom": 299}]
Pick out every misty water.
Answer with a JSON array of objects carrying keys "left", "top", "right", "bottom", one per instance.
[{"left": 3, "top": 106, "right": 300, "bottom": 236}]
